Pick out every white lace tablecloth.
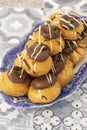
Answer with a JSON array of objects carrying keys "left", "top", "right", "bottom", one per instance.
[{"left": 0, "top": 1, "right": 87, "bottom": 129}]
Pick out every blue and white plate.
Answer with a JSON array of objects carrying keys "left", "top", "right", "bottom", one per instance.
[{"left": 0, "top": 21, "right": 87, "bottom": 108}]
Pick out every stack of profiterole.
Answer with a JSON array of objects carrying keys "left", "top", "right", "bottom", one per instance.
[{"left": 0, "top": 11, "right": 87, "bottom": 104}]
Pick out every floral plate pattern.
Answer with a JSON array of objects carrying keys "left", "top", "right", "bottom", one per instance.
[{"left": 0, "top": 21, "right": 87, "bottom": 108}]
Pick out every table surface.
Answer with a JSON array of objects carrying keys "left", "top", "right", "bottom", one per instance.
[
  {"left": 0, "top": 0, "right": 43, "bottom": 7},
  {"left": 0, "top": 1, "right": 87, "bottom": 130}
]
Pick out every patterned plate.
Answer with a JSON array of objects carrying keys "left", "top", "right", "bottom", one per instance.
[{"left": 0, "top": 21, "right": 87, "bottom": 108}]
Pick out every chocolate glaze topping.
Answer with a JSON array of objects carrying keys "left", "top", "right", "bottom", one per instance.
[
  {"left": 81, "top": 19, "right": 87, "bottom": 38},
  {"left": 41, "top": 25, "right": 60, "bottom": 40},
  {"left": 8, "top": 66, "right": 33, "bottom": 85},
  {"left": 27, "top": 43, "right": 50, "bottom": 62},
  {"left": 51, "top": 53, "right": 66, "bottom": 74},
  {"left": 60, "top": 14, "right": 80, "bottom": 30},
  {"left": 31, "top": 74, "right": 57, "bottom": 89},
  {"left": 63, "top": 40, "right": 77, "bottom": 54}
]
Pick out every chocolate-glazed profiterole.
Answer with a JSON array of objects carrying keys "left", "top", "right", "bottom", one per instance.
[
  {"left": 57, "top": 59, "right": 74, "bottom": 87},
  {"left": 48, "top": 11, "right": 63, "bottom": 22},
  {"left": 77, "top": 18, "right": 87, "bottom": 48},
  {"left": 28, "top": 74, "right": 61, "bottom": 103},
  {"left": 67, "top": 45, "right": 86, "bottom": 65},
  {"left": 51, "top": 53, "right": 66, "bottom": 74},
  {"left": 63, "top": 40, "right": 78, "bottom": 54},
  {"left": 52, "top": 13, "right": 84, "bottom": 40},
  {"left": 31, "top": 74, "right": 57, "bottom": 89},
  {"left": 0, "top": 69, "right": 29, "bottom": 96},
  {"left": 14, "top": 47, "right": 52, "bottom": 77},
  {"left": 27, "top": 43, "right": 50, "bottom": 62},
  {"left": 31, "top": 24, "right": 65, "bottom": 55},
  {"left": 59, "top": 14, "right": 80, "bottom": 30}
]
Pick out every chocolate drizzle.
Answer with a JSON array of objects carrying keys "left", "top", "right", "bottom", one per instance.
[
  {"left": 8, "top": 66, "right": 33, "bottom": 85},
  {"left": 27, "top": 43, "right": 50, "bottom": 62},
  {"left": 51, "top": 53, "right": 66, "bottom": 74},
  {"left": 23, "top": 59, "right": 30, "bottom": 70},
  {"left": 60, "top": 14, "right": 80, "bottom": 30},
  {"left": 81, "top": 19, "right": 87, "bottom": 38},
  {"left": 41, "top": 24, "right": 60, "bottom": 40},
  {"left": 31, "top": 74, "right": 57, "bottom": 89},
  {"left": 63, "top": 40, "right": 78, "bottom": 54},
  {"left": 41, "top": 95, "right": 47, "bottom": 100}
]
